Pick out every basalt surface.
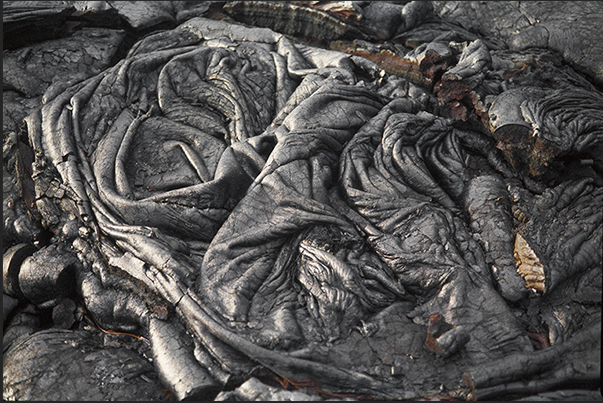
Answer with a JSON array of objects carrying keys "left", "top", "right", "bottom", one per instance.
[{"left": 3, "top": 1, "right": 602, "bottom": 401}]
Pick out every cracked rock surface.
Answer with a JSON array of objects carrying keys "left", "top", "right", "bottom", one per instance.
[{"left": 3, "top": 1, "right": 602, "bottom": 401}]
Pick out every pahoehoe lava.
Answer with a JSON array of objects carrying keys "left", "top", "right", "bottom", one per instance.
[{"left": 3, "top": 1, "right": 602, "bottom": 401}]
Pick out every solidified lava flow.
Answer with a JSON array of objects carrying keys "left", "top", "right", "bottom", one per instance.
[{"left": 3, "top": 1, "right": 602, "bottom": 401}]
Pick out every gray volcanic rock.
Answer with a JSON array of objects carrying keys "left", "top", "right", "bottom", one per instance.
[
  {"left": 3, "top": 2, "right": 602, "bottom": 401},
  {"left": 432, "top": 1, "right": 603, "bottom": 86},
  {"left": 3, "top": 329, "right": 170, "bottom": 401}
]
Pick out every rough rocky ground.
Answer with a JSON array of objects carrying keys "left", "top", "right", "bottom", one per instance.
[{"left": 3, "top": 1, "right": 602, "bottom": 401}]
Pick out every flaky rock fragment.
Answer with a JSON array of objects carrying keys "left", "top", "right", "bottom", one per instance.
[{"left": 514, "top": 233, "right": 546, "bottom": 294}]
